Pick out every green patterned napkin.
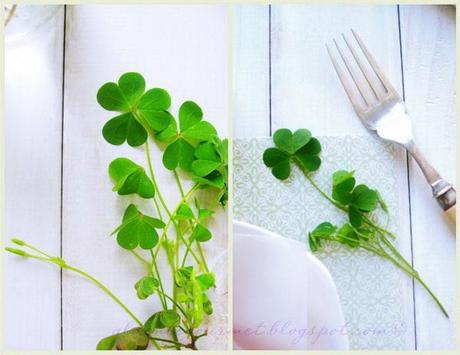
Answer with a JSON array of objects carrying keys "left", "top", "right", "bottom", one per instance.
[{"left": 233, "top": 137, "right": 413, "bottom": 350}]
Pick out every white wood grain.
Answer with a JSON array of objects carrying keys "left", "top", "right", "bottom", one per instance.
[
  {"left": 62, "top": 5, "right": 228, "bottom": 349},
  {"left": 4, "top": 7, "right": 64, "bottom": 350},
  {"left": 400, "top": 5, "right": 456, "bottom": 349},
  {"left": 232, "top": 5, "right": 270, "bottom": 137}
]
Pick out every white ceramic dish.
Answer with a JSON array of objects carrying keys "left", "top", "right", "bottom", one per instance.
[{"left": 233, "top": 220, "right": 349, "bottom": 350}]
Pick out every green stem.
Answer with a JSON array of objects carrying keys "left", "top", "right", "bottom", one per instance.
[
  {"left": 144, "top": 139, "right": 172, "bottom": 218},
  {"left": 21, "top": 243, "right": 53, "bottom": 258},
  {"left": 63, "top": 265, "right": 143, "bottom": 327},
  {"left": 174, "top": 169, "right": 185, "bottom": 198},
  {"left": 379, "top": 234, "right": 416, "bottom": 275},
  {"left": 180, "top": 234, "right": 202, "bottom": 268},
  {"left": 150, "top": 250, "right": 168, "bottom": 310},
  {"left": 149, "top": 336, "right": 188, "bottom": 348},
  {"left": 159, "top": 291, "right": 188, "bottom": 318},
  {"left": 363, "top": 214, "right": 397, "bottom": 239},
  {"left": 154, "top": 184, "right": 200, "bottom": 260},
  {"left": 196, "top": 242, "right": 209, "bottom": 272},
  {"left": 8, "top": 250, "right": 144, "bottom": 327}
]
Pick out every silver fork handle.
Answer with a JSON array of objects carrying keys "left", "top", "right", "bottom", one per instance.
[{"left": 405, "top": 141, "right": 456, "bottom": 214}]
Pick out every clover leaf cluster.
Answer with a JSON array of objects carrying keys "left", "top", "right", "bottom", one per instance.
[
  {"left": 6, "top": 72, "right": 228, "bottom": 350},
  {"left": 263, "top": 128, "right": 321, "bottom": 180},
  {"left": 263, "top": 128, "right": 448, "bottom": 318}
]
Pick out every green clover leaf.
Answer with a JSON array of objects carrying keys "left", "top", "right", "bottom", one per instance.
[
  {"left": 273, "top": 128, "right": 312, "bottom": 154},
  {"left": 174, "top": 203, "right": 195, "bottom": 220},
  {"left": 97, "top": 72, "right": 172, "bottom": 147},
  {"left": 190, "top": 223, "right": 212, "bottom": 242},
  {"left": 135, "top": 276, "right": 159, "bottom": 300},
  {"left": 112, "top": 204, "right": 165, "bottom": 250},
  {"left": 332, "top": 170, "right": 356, "bottom": 204},
  {"left": 331, "top": 170, "right": 379, "bottom": 227},
  {"left": 196, "top": 272, "right": 215, "bottom": 290},
  {"left": 163, "top": 138, "right": 195, "bottom": 171},
  {"left": 337, "top": 224, "right": 360, "bottom": 248},
  {"left": 191, "top": 137, "right": 228, "bottom": 206},
  {"left": 161, "top": 101, "right": 217, "bottom": 171},
  {"left": 263, "top": 128, "right": 321, "bottom": 180},
  {"left": 308, "top": 222, "right": 336, "bottom": 252},
  {"left": 108, "top": 158, "right": 155, "bottom": 198},
  {"left": 97, "top": 328, "right": 149, "bottom": 351},
  {"left": 144, "top": 310, "right": 181, "bottom": 333}
]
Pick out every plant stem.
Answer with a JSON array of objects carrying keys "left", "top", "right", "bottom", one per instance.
[
  {"left": 159, "top": 291, "right": 188, "bottom": 317},
  {"left": 63, "top": 265, "right": 143, "bottom": 326},
  {"left": 149, "top": 336, "right": 188, "bottom": 348},
  {"left": 174, "top": 169, "right": 185, "bottom": 198},
  {"left": 196, "top": 242, "right": 209, "bottom": 272},
  {"left": 150, "top": 250, "right": 168, "bottom": 310},
  {"left": 144, "top": 140, "right": 173, "bottom": 218},
  {"left": 154, "top": 184, "right": 200, "bottom": 260}
]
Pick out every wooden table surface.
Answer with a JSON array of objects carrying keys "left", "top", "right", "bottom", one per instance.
[
  {"left": 233, "top": 4, "right": 456, "bottom": 350},
  {"left": 4, "top": 3, "right": 456, "bottom": 351},
  {"left": 5, "top": 5, "right": 228, "bottom": 350}
]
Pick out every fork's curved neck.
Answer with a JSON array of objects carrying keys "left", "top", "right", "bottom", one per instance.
[
  {"left": 404, "top": 140, "right": 455, "bottom": 211},
  {"left": 405, "top": 141, "right": 441, "bottom": 185}
]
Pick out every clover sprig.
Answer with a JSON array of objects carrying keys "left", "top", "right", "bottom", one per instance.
[
  {"left": 6, "top": 72, "right": 228, "bottom": 350},
  {"left": 263, "top": 128, "right": 448, "bottom": 318}
]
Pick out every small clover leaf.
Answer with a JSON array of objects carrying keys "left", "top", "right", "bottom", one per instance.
[
  {"left": 109, "top": 158, "right": 155, "bottom": 198},
  {"left": 331, "top": 170, "right": 379, "bottom": 217},
  {"left": 135, "top": 276, "right": 159, "bottom": 300},
  {"left": 98, "top": 72, "right": 172, "bottom": 147},
  {"left": 175, "top": 266, "right": 194, "bottom": 287},
  {"left": 337, "top": 224, "right": 360, "bottom": 248},
  {"left": 352, "top": 184, "right": 378, "bottom": 212},
  {"left": 273, "top": 128, "right": 312, "bottom": 154},
  {"left": 102, "top": 113, "right": 148, "bottom": 147},
  {"left": 295, "top": 137, "right": 322, "bottom": 172},
  {"left": 332, "top": 170, "right": 356, "bottom": 204},
  {"left": 203, "top": 293, "right": 213, "bottom": 315},
  {"left": 161, "top": 101, "right": 217, "bottom": 171},
  {"left": 263, "top": 128, "right": 322, "bottom": 180},
  {"left": 175, "top": 203, "right": 195, "bottom": 220},
  {"left": 163, "top": 138, "right": 195, "bottom": 171},
  {"left": 190, "top": 223, "right": 212, "bottom": 242},
  {"left": 97, "top": 328, "right": 149, "bottom": 350},
  {"left": 308, "top": 222, "right": 336, "bottom": 252},
  {"left": 179, "top": 101, "right": 217, "bottom": 141},
  {"left": 196, "top": 272, "right": 215, "bottom": 290},
  {"left": 144, "top": 310, "right": 180, "bottom": 333},
  {"left": 263, "top": 148, "right": 291, "bottom": 180},
  {"left": 113, "top": 204, "right": 165, "bottom": 250}
]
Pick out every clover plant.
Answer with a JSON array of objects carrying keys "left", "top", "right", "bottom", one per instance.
[
  {"left": 6, "top": 72, "right": 228, "bottom": 349},
  {"left": 263, "top": 128, "right": 448, "bottom": 318}
]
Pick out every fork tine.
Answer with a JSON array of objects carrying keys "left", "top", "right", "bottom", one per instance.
[
  {"left": 333, "top": 39, "right": 374, "bottom": 106},
  {"left": 326, "top": 43, "right": 365, "bottom": 113},
  {"left": 342, "top": 33, "right": 386, "bottom": 101},
  {"left": 351, "top": 29, "right": 396, "bottom": 94}
]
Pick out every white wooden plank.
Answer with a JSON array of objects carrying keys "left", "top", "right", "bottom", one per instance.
[
  {"left": 232, "top": 5, "right": 270, "bottom": 137},
  {"left": 400, "top": 5, "right": 456, "bottom": 349},
  {"left": 4, "top": 6, "right": 64, "bottom": 350},
  {"left": 62, "top": 5, "right": 228, "bottom": 349},
  {"left": 270, "top": 5, "right": 415, "bottom": 349}
]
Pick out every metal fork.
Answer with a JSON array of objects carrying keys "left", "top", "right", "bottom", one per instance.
[{"left": 327, "top": 29, "right": 456, "bottom": 223}]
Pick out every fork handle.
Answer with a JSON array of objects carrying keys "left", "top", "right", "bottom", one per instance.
[{"left": 405, "top": 141, "right": 456, "bottom": 224}]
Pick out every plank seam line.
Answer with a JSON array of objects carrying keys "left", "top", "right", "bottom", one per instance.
[
  {"left": 397, "top": 5, "right": 417, "bottom": 350},
  {"left": 59, "top": 5, "right": 67, "bottom": 351},
  {"left": 268, "top": 4, "right": 272, "bottom": 136}
]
